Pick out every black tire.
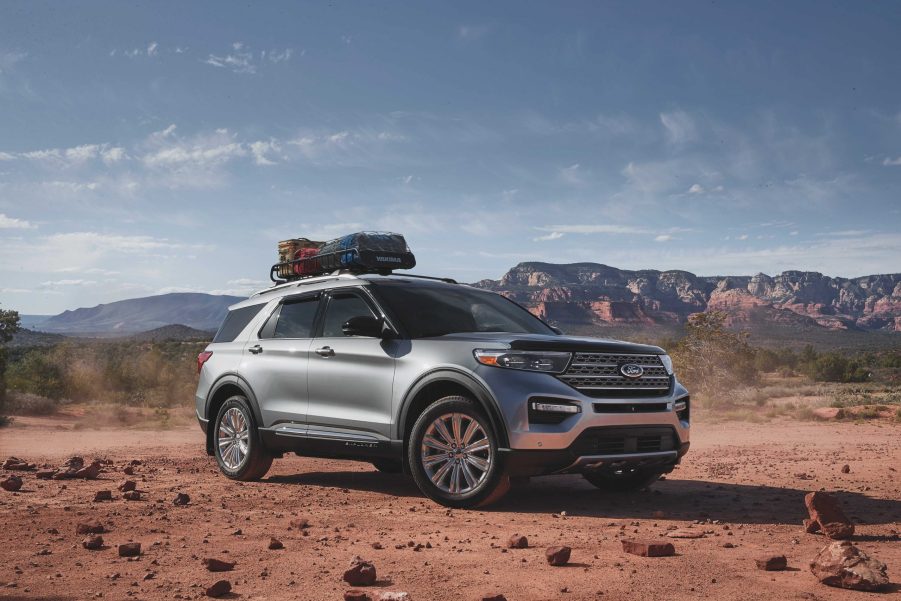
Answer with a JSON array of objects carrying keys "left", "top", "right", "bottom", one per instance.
[
  {"left": 213, "top": 396, "right": 273, "bottom": 481},
  {"left": 582, "top": 468, "right": 662, "bottom": 492},
  {"left": 372, "top": 459, "right": 403, "bottom": 474},
  {"left": 407, "top": 395, "right": 510, "bottom": 508}
]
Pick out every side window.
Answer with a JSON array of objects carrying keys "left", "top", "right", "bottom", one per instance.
[
  {"left": 260, "top": 297, "right": 319, "bottom": 339},
  {"left": 213, "top": 303, "right": 266, "bottom": 343},
  {"left": 320, "top": 292, "right": 376, "bottom": 337}
]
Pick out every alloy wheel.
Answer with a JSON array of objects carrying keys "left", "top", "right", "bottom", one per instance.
[
  {"left": 217, "top": 407, "right": 250, "bottom": 470},
  {"left": 420, "top": 412, "right": 492, "bottom": 495}
]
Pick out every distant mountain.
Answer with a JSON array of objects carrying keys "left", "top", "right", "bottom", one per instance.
[
  {"left": 34, "top": 293, "right": 244, "bottom": 335},
  {"left": 475, "top": 263, "right": 901, "bottom": 340},
  {"left": 19, "top": 314, "right": 52, "bottom": 330}
]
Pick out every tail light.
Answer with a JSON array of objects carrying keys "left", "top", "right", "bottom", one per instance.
[{"left": 197, "top": 351, "right": 213, "bottom": 374}]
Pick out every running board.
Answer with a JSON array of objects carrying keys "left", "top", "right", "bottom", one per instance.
[{"left": 264, "top": 425, "right": 387, "bottom": 443}]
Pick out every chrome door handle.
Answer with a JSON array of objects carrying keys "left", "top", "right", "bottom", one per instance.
[
  {"left": 248, "top": 345, "right": 263, "bottom": 354},
  {"left": 314, "top": 346, "right": 335, "bottom": 357}
]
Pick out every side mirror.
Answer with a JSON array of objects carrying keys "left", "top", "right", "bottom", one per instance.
[
  {"left": 342, "top": 315, "right": 386, "bottom": 338},
  {"left": 550, "top": 326, "right": 564, "bottom": 335}
]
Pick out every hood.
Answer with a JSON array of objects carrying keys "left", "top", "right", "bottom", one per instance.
[{"left": 431, "top": 332, "right": 665, "bottom": 354}]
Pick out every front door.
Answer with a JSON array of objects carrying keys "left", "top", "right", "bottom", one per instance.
[
  {"left": 306, "top": 288, "right": 397, "bottom": 439},
  {"left": 240, "top": 294, "right": 320, "bottom": 429}
]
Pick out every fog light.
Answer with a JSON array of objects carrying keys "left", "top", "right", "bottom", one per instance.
[
  {"left": 531, "top": 401, "right": 580, "bottom": 414},
  {"left": 674, "top": 400, "right": 687, "bottom": 412}
]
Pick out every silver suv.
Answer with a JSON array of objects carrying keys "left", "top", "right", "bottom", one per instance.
[{"left": 195, "top": 272, "right": 690, "bottom": 508}]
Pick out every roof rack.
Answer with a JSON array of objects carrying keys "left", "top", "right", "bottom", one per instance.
[{"left": 385, "top": 273, "right": 458, "bottom": 285}]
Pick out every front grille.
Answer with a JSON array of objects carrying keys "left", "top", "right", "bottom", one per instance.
[
  {"left": 558, "top": 353, "right": 671, "bottom": 397},
  {"left": 571, "top": 426, "right": 678, "bottom": 456}
]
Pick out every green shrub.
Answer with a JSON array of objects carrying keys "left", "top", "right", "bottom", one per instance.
[{"left": 669, "top": 312, "right": 758, "bottom": 406}]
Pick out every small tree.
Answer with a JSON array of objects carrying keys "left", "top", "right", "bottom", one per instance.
[
  {"left": 669, "top": 311, "right": 758, "bottom": 405},
  {"left": 0, "top": 305, "right": 21, "bottom": 413}
]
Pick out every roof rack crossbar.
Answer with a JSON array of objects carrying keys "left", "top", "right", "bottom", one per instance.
[{"left": 390, "top": 273, "right": 458, "bottom": 284}]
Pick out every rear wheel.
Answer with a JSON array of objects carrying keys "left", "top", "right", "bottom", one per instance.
[
  {"left": 408, "top": 396, "right": 510, "bottom": 508},
  {"left": 213, "top": 396, "right": 273, "bottom": 481},
  {"left": 582, "top": 468, "right": 662, "bottom": 492}
]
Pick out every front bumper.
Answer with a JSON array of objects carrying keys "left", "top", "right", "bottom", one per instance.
[
  {"left": 502, "top": 434, "right": 691, "bottom": 477},
  {"left": 475, "top": 365, "right": 691, "bottom": 475}
]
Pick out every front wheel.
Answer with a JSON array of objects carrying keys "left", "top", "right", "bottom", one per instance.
[
  {"left": 213, "top": 396, "right": 273, "bottom": 481},
  {"left": 408, "top": 396, "right": 510, "bottom": 508},
  {"left": 582, "top": 468, "right": 662, "bottom": 492}
]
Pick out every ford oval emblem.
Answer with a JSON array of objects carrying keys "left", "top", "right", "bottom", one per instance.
[{"left": 620, "top": 363, "right": 644, "bottom": 379}]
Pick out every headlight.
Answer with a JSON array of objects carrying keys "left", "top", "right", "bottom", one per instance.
[
  {"left": 474, "top": 349, "right": 571, "bottom": 374},
  {"left": 659, "top": 354, "right": 674, "bottom": 375}
]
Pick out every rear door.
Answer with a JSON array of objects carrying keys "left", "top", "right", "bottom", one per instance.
[
  {"left": 305, "top": 287, "right": 397, "bottom": 439},
  {"left": 239, "top": 293, "right": 321, "bottom": 430}
]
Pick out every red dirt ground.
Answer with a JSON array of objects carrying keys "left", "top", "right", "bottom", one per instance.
[{"left": 1, "top": 416, "right": 899, "bottom": 600}]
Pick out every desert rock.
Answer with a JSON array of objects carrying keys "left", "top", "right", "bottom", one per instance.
[
  {"left": 268, "top": 538, "right": 284, "bottom": 550},
  {"left": 203, "top": 558, "right": 236, "bottom": 572},
  {"left": 173, "top": 492, "right": 190, "bottom": 505},
  {"left": 82, "top": 535, "right": 104, "bottom": 550},
  {"left": 621, "top": 539, "right": 676, "bottom": 557},
  {"left": 343, "top": 556, "right": 377, "bottom": 586},
  {"left": 507, "top": 534, "right": 528, "bottom": 549},
  {"left": 118, "top": 542, "right": 141, "bottom": 557},
  {"left": 93, "top": 490, "right": 113, "bottom": 502},
  {"left": 76, "top": 522, "right": 105, "bottom": 535},
  {"left": 804, "top": 491, "right": 854, "bottom": 540},
  {"left": 206, "top": 580, "right": 231, "bottom": 598},
  {"left": 755, "top": 555, "right": 787, "bottom": 571},
  {"left": 809, "top": 541, "right": 888, "bottom": 591},
  {"left": 1, "top": 475, "right": 22, "bottom": 492},
  {"left": 545, "top": 545, "right": 571, "bottom": 566}
]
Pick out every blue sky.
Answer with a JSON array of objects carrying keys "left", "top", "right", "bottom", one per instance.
[{"left": 1, "top": 1, "right": 900, "bottom": 314}]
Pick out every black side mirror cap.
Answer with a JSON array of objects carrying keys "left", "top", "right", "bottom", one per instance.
[{"left": 342, "top": 315, "right": 387, "bottom": 338}]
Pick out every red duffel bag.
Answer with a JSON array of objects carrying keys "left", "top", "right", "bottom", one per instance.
[{"left": 293, "top": 247, "right": 321, "bottom": 275}]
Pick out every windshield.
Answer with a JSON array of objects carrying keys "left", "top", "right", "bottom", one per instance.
[{"left": 371, "top": 282, "right": 555, "bottom": 338}]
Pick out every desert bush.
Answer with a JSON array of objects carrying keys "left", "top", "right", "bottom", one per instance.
[
  {"left": 803, "top": 352, "right": 869, "bottom": 383},
  {"left": 669, "top": 311, "right": 758, "bottom": 406},
  {"left": 4, "top": 391, "right": 61, "bottom": 415},
  {"left": 6, "top": 339, "right": 206, "bottom": 409},
  {"left": 0, "top": 415, "right": 12, "bottom": 427}
]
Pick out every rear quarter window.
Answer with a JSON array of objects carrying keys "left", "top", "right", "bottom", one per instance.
[{"left": 212, "top": 304, "right": 266, "bottom": 343}]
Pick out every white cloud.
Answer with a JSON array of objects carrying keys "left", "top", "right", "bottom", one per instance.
[
  {"left": 559, "top": 163, "right": 583, "bottom": 186},
  {"left": 249, "top": 140, "right": 280, "bottom": 165},
  {"left": 537, "top": 224, "right": 652, "bottom": 235},
  {"left": 40, "top": 279, "right": 97, "bottom": 288},
  {"left": 142, "top": 128, "right": 247, "bottom": 169},
  {"left": 266, "top": 48, "right": 293, "bottom": 63},
  {"left": 0, "top": 213, "right": 35, "bottom": 229},
  {"left": 737, "top": 234, "right": 749, "bottom": 240},
  {"left": 146, "top": 42, "right": 158, "bottom": 56},
  {"left": 883, "top": 156, "right": 901, "bottom": 166},
  {"left": 654, "top": 234, "right": 673, "bottom": 242},
  {"left": 659, "top": 110, "right": 697, "bottom": 145},
  {"left": 0, "top": 51, "right": 27, "bottom": 73},
  {"left": 101, "top": 146, "right": 127, "bottom": 164},
  {"left": 3, "top": 142, "right": 128, "bottom": 167},
  {"left": 204, "top": 42, "right": 293, "bottom": 74},
  {"left": 688, "top": 183, "right": 705, "bottom": 194},
  {"left": 533, "top": 231, "right": 564, "bottom": 242}
]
